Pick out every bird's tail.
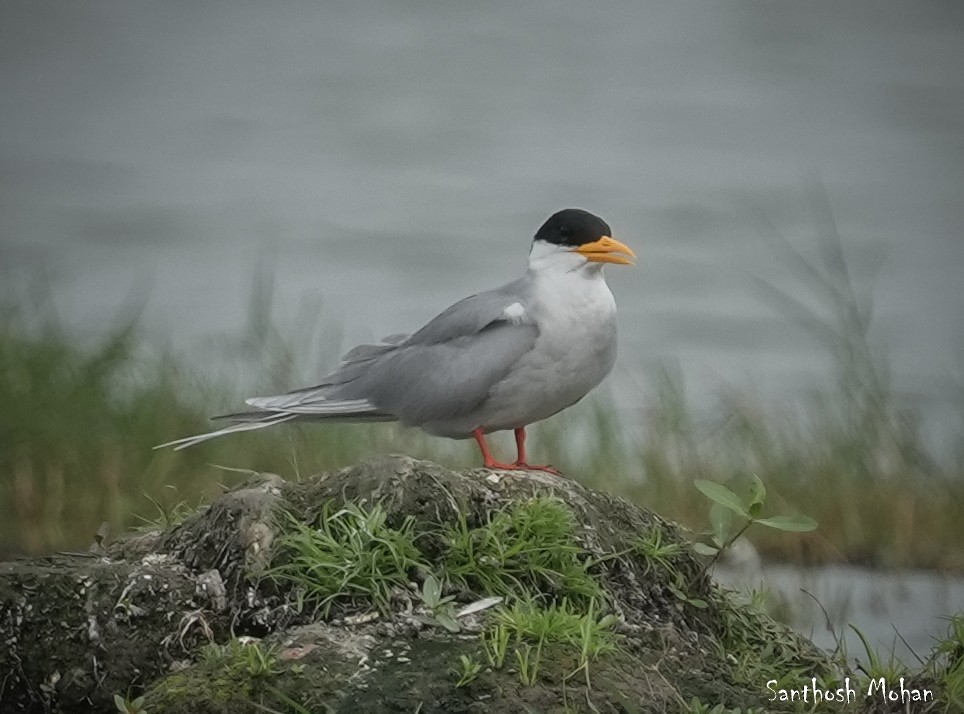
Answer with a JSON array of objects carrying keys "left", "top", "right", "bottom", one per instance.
[
  {"left": 153, "top": 412, "right": 299, "bottom": 451},
  {"left": 154, "top": 398, "right": 393, "bottom": 451}
]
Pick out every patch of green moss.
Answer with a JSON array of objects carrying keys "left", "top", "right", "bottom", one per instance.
[{"left": 143, "top": 640, "right": 288, "bottom": 714}]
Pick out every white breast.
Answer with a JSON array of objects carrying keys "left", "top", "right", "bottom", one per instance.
[{"left": 469, "top": 261, "right": 619, "bottom": 433}]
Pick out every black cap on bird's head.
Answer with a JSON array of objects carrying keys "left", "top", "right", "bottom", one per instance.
[
  {"left": 534, "top": 209, "right": 636, "bottom": 266},
  {"left": 535, "top": 209, "right": 612, "bottom": 247}
]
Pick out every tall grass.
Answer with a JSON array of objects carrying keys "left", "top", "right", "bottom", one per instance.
[{"left": 554, "top": 368, "right": 964, "bottom": 570}]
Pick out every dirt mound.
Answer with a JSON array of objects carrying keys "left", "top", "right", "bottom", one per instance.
[{"left": 1, "top": 456, "right": 830, "bottom": 713}]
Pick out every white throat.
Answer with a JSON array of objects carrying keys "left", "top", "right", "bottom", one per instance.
[
  {"left": 525, "top": 239, "right": 615, "bottom": 335},
  {"left": 527, "top": 240, "right": 605, "bottom": 278}
]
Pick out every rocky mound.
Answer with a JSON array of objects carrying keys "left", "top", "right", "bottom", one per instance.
[{"left": 1, "top": 456, "right": 831, "bottom": 713}]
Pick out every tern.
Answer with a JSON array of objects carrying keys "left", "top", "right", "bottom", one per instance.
[{"left": 159, "top": 209, "right": 636, "bottom": 473}]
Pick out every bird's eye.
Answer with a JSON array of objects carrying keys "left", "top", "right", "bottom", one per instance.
[{"left": 558, "top": 225, "right": 571, "bottom": 238}]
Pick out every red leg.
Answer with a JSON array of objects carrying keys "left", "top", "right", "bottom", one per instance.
[
  {"left": 512, "top": 427, "right": 560, "bottom": 475},
  {"left": 514, "top": 427, "right": 528, "bottom": 464},
  {"left": 472, "top": 427, "right": 561, "bottom": 475},
  {"left": 472, "top": 428, "right": 517, "bottom": 470}
]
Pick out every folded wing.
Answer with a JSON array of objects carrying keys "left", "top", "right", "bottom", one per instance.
[{"left": 157, "top": 281, "right": 537, "bottom": 449}]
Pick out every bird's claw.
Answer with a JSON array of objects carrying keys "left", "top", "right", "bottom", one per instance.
[
  {"left": 483, "top": 461, "right": 561, "bottom": 476},
  {"left": 516, "top": 462, "right": 561, "bottom": 476}
]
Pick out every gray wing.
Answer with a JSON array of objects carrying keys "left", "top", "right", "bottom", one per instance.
[
  {"left": 406, "top": 278, "right": 528, "bottom": 345},
  {"left": 156, "top": 280, "right": 536, "bottom": 450},
  {"left": 247, "top": 278, "right": 537, "bottom": 425}
]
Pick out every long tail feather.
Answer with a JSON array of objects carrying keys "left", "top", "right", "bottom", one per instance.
[
  {"left": 155, "top": 397, "right": 396, "bottom": 451},
  {"left": 154, "top": 414, "right": 298, "bottom": 451}
]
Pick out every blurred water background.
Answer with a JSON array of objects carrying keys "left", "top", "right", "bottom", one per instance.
[{"left": 2, "top": 1, "right": 962, "bottom": 665}]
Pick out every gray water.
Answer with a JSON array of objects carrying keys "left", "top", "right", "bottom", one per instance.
[
  {"left": 716, "top": 564, "right": 964, "bottom": 667},
  {"left": 2, "top": 2, "right": 963, "bottom": 445}
]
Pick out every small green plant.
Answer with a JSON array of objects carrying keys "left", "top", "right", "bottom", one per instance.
[
  {"left": 413, "top": 573, "right": 460, "bottom": 632},
  {"left": 632, "top": 527, "right": 685, "bottom": 574},
  {"left": 483, "top": 621, "right": 511, "bottom": 668},
  {"left": 113, "top": 694, "right": 148, "bottom": 714},
  {"left": 632, "top": 528, "right": 708, "bottom": 609},
  {"left": 932, "top": 613, "right": 964, "bottom": 712},
  {"left": 665, "top": 571, "right": 708, "bottom": 610},
  {"left": 441, "top": 496, "right": 603, "bottom": 604},
  {"left": 200, "top": 639, "right": 283, "bottom": 679},
  {"left": 243, "top": 641, "right": 283, "bottom": 678},
  {"left": 453, "top": 654, "right": 483, "bottom": 688},
  {"left": 565, "top": 597, "right": 619, "bottom": 691},
  {"left": 133, "top": 485, "right": 197, "bottom": 531},
  {"left": 416, "top": 573, "right": 453, "bottom": 611},
  {"left": 693, "top": 473, "right": 817, "bottom": 575},
  {"left": 485, "top": 598, "right": 619, "bottom": 688},
  {"left": 495, "top": 598, "right": 618, "bottom": 655},
  {"left": 514, "top": 643, "right": 540, "bottom": 686},
  {"left": 850, "top": 624, "right": 909, "bottom": 683},
  {"left": 270, "top": 502, "right": 427, "bottom": 616}
]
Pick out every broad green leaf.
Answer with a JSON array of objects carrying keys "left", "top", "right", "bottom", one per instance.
[
  {"left": 694, "top": 480, "right": 748, "bottom": 518},
  {"left": 755, "top": 515, "right": 818, "bottom": 532},
  {"left": 709, "top": 502, "right": 732, "bottom": 543},
  {"left": 693, "top": 542, "right": 719, "bottom": 557},
  {"left": 435, "top": 612, "right": 461, "bottom": 633},
  {"left": 422, "top": 574, "right": 441, "bottom": 606}
]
